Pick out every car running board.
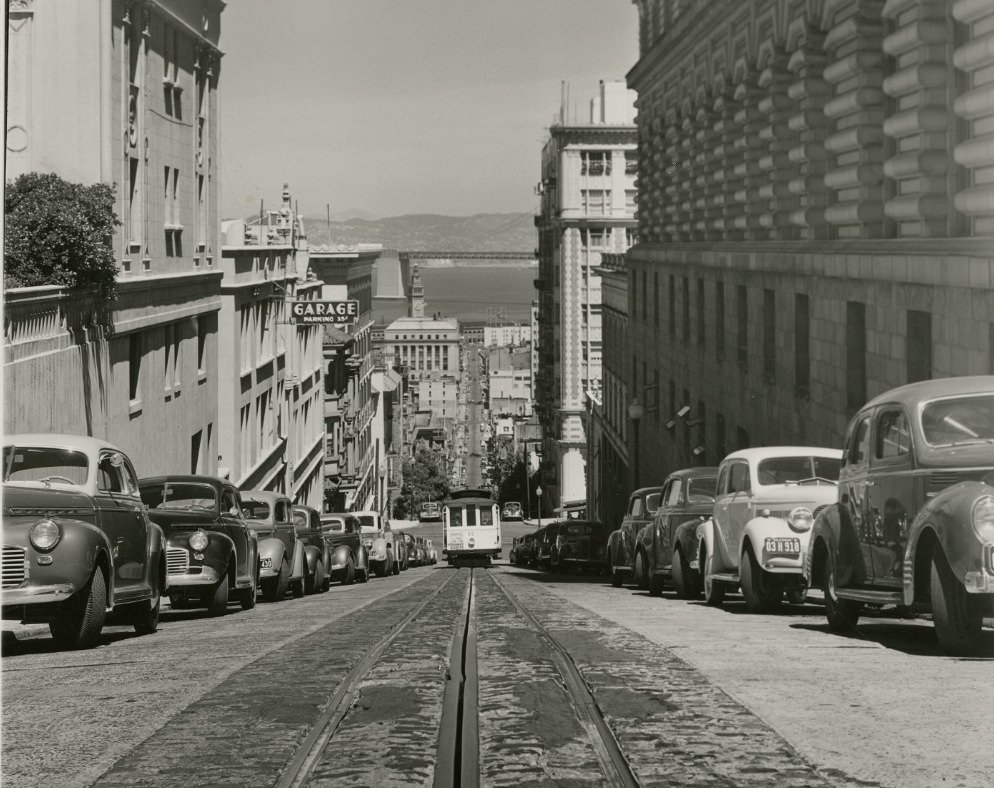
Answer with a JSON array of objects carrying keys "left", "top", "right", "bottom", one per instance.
[
  {"left": 709, "top": 572, "right": 739, "bottom": 584},
  {"left": 835, "top": 588, "right": 903, "bottom": 605}
]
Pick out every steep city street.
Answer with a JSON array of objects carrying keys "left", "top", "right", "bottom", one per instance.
[{"left": 3, "top": 563, "right": 991, "bottom": 788}]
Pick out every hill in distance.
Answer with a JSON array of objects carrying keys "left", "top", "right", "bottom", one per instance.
[{"left": 302, "top": 212, "right": 536, "bottom": 253}]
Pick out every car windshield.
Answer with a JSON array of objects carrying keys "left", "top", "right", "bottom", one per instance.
[
  {"left": 687, "top": 476, "right": 718, "bottom": 503},
  {"left": 2, "top": 446, "right": 89, "bottom": 486},
  {"left": 757, "top": 456, "right": 841, "bottom": 485},
  {"left": 565, "top": 523, "right": 591, "bottom": 535},
  {"left": 242, "top": 499, "right": 271, "bottom": 519},
  {"left": 920, "top": 394, "right": 994, "bottom": 447},
  {"left": 140, "top": 483, "right": 216, "bottom": 510},
  {"left": 320, "top": 518, "right": 344, "bottom": 532},
  {"left": 292, "top": 510, "right": 309, "bottom": 528}
]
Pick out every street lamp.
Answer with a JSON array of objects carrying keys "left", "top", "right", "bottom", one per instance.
[
  {"left": 629, "top": 397, "right": 644, "bottom": 490},
  {"left": 535, "top": 485, "right": 543, "bottom": 529}
]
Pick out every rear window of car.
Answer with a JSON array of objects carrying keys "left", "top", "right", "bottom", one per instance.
[
  {"left": 920, "top": 393, "right": 994, "bottom": 447},
  {"left": 358, "top": 515, "right": 377, "bottom": 530},
  {"left": 757, "top": 456, "right": 841, "bottom": 485},
  {"left": 3, "top": 446, "right": 88, "bottom": 485},
  {"left": 141, "top": 483, "right": 216, "bottom": 510},
  {"left": 645, "top": 492, "right": 662, "bottom": 513},
  {"left": 320, "top": 518, "right": 344, "bottom": 532},
  {"left": 687, "top": 476, "right": 718, "bottom": 503},
  {"left": 242, "top": 500, "right": 271, "bottom": 519},
  {"left": 566, "top": 524, "right": 591, "bottom": 535}
]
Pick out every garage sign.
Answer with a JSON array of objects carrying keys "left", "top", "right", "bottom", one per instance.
[{"left": 291, "top": 300, "right": 359, "bottom": 325}]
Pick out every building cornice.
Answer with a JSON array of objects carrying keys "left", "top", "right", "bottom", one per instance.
[
  {"left": 629, "top": 238, "right": 994, "bottom": 259},
  {"left": 142, "top": 0, "right": 225, "bottom": 57},
  {"left": 116, "top": 269, "right": 224, "bottom": 292}
]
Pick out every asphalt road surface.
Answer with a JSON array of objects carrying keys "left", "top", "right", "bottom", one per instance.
[{"left": 3, "top": 563, "right": 991, "bottom": 788}]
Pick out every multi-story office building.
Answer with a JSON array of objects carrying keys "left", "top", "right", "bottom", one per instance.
[
  {"left": 534, "top": 80, "right": 638, "bottom": 510},
  {"left": 310, "top": 243, "right": 381, "bottom": 512},
  {"left": 416, "top": 377, "right": 460, "bottom": 420},
  {"left": 4, "top": 0, "right": 225, "bottom": 476},
  {"left": 585, "top": 252, "right": 632, "bottom": 529},
  {"left": 483, "top": 324, "right": 532, "bottom": 348},
  {"left": 627, "top": 0, "right": 994, "bottom": 485},
  {"left": 382, "top": 266, "right": 460, "bottom": 384},
  {"left": 217, "top": 187, "right": 323, "bottom": 507},
  {"left": 487, "top": 347, "right": 532, "bottom": 416}
]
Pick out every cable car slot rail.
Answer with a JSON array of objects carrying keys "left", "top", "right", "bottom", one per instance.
[
  {"left": 276, "top": 570, "right": 459, "bottom": 788},
  {"left": 489, "top": 570, "right": 642, "bottom": 788}
]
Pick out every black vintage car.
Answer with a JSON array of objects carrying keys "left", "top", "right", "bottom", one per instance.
[
  {"left": 645, "top": 467, "right": 719, "bottom": 597},
  {"left": 320, "top": 513, "right": 370, "bottom": 584},
  {"left": 805, "top": 377, "right": 994, "bottom": 655},
  {"left": 140, "top": 476, "right": 259, "bottom": 615},
  {"left": 292, "top": 505, "right": 333, "bottom": 594},
  {"left": 554, "top": 520, "right": 610, "bottom": 573}
]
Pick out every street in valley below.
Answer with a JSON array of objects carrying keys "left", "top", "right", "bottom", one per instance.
[{"left": 2, "top": 558, "right": 991, "bottom": 788}]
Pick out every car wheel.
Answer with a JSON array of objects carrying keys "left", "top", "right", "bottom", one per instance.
[
  {"left": 393, "top": 557, "right": 401, "bottom": 575},
  {"left": 168, "top": 594, "right": 188, "bottom": 610},
  {"left": 931, "top": 548, "right": 983, "bottom": 655},
  {"left": 291, "top": 571, "right": 305, "bottom": 598},
  {"left": 305, "top": 560, "right": 317, "bottom": 595},
  {"left": 611, "top": 568, "right": 624, "bottom": 588},
  {"left": 132, "top": 579, "right": 161, "bottom": 635},
  {"left": 358, "top": 563, "right": 369, "bottom": 583},
  {"left": 263, "top": 556, "right": 289, "bottom": 602},
  {"left": 313, "top": 560, "right": 326, "bottom": 594},
  {"left": 672, "top": 548, "right": 697, "bottom": 600},
  {"left": 702, "top": 547, "right": 725, "bottom": 608},
  {"left": 206, "top": 572, "right": 229, "bottom": 617},
  {"left": 344, "top": 556, "right": 356, "bottom": 585},
  {"left": 740, "top": 545, "right": 781, "bottom": 613},
  {"left": 822, "top": 551, "right": 861, "bottom": 632},
  {"left": 648, "top": 570, "right": 664, "bottom": 597},
  {"left": 238, "top": 571, "right": 257, "bottom": 610},
  {"left": 634, "top": 552, "right": 649, "bottom": 590},
  {"left": 50, "top": 568, "right": 107, "bottom": 650}
]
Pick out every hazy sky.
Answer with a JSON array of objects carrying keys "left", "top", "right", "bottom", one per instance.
[{"left": 220, "top": 0, "right": 638, "bottom": 220}]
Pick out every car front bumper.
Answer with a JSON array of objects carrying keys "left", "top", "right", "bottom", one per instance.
[
  {"left": 2, "top": 582, "right": 77, "bottom": 605},
  {"left": 166, "top": 566, "right": 220, "bottom": 588}
]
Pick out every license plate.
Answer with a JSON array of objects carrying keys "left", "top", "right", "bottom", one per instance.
[
  {"left": 765, "top": 537, "right": 800, "bottom": 555},
  {"left": 260, "top": 556, "right": 273, "bottom": 569}
]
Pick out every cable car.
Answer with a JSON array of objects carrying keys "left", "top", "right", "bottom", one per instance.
[{"left": 442, "top": 488, "right": 501, "bottom": 567}]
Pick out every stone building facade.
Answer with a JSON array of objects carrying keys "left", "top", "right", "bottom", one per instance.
[
  {"left": 4, "top": 0, "right": 225, "bottom": 477},
  {"left": 534, "top": 80, "right": 639, "bottom": 510},
  {"left": 626, "top": 0, "right": 994, "bottom": 485}
]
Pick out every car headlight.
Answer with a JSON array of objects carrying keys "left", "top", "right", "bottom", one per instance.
[
  {"left": 29, "top": 519, "right": 61, "bottom": 552},
  {"left": 971, "top": 495, "right": 994, "bottom": 543},
  {"left": 788, "top": 506, "right": 814, "bottom": 532},
  {"left": 189, "top": 530, "right": 209, "bottom": 551}
]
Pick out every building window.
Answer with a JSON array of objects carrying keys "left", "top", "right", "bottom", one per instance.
[
  {"left": 625, "top": 228, "right": 638, "bottom": 249},
  {"left": 128, "top": 158, "right": 142, "bottom": 251},
  {"left": 581, "top": 189, "right": 607, "bottom": 215},
  {"left": 682, "top": 277, "right": 690, "bottom": 342},
  {"left": 763, "top": 289, "right": 776, "bottom": 384},
  {"left": 581, "top": 151, "right": 611, "bottom": 176},
  {"left": 191, "top": 429, "right": 203, "bottom": 473},
  {"left": 696, "top": 278, "right": 705, "bottom": 347},
  {"left": 737, "top": 285, "right": 748, "bottom": 371},
  {"left": 588, "top": 228, "right": 606, "bottom": 248},
  {"left": 668, "top": 274, "right": 676, "bottom": 337},
  {"left": 795, "top": 293, "right": 810, "bottom": 398},
  {"left": 846, "top": 301, "right": 867, "bottom": 414},
  {"left": 197, "top": 317, "right": 208, "bottom": 377},
  {"left": 737, "top": 426, "right": 750, "bottom": 451},
  {"left": 624, "top": 150, "right": 638, "bottom": 175},
  {"left": 907, "top": 310, "right": 932, "bottom": 383},
  {"left": 653, "top": 272, "right": 659, "bottom": 331},
  {"left": 129, "top": 333, "right": 143, "bottom": 404},
  {"left": 642, "top": 271, "right": 647, "bottom": 324},
  {"left": 715, "top": 280, "right": 725, "bottom": 361},
  {"left": 625, "top": 190, "right": 637, "bottom": 213}
]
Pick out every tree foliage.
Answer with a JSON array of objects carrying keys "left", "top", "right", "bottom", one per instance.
[
  {"left": 392, "top": 445, "right": 451, "bottom": 519},
  {"left": 4, "top": 172, "right": 120, "bottom": 296}
]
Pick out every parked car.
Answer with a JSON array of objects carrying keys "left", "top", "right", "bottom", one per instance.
[
  {"left": 140, "top": 475, "right": 259, "bottom": 614},
  {"left": 319, "top": 513, "right": 369, "bottom": 584},
  {"left": 242, "top": 491, "right": 307, "bottom": 602},
  {"left": 425, "top": 538, "right": 438, "bottom": 564},
  {"left": 419, "top": 501, "right": 441, "bottom": 522},
  {"left": 805, "top": 377, "right": 994, "bottom": 655},
  {"left": 2, "top": 435, "right": 164, "bottom": 648},
  {"left": 401, "top": 532, "right": 418, "bottom": 567},
  {"left": 502, "top": 501, "right": 523, "bottom": 521},
  {"left": 697, "top": 447, "right": 843, "bottom": 612},
  {"left": 354, "top": 510, "right": 394, "bottom": 577},
  {"left": 555, "top": 520, "right": 610, "bottom": 573},
  {"left": 292, "top": 505, "right": 333, "bottom": 593},
  {"left": 645, "top": 468, "right": 719, "bottom": 597},
  {"left": 385, "top": 523, "right": 406, "bottom": 573},
  {"left": 535, "top": 523, "right": 561, "bottom": 569},
  {"left": 606, "top": 486, "right": 663, "bottom": 587}
]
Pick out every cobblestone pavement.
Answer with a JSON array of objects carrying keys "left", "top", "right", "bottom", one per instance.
[{"left": 498, "top": 566, "right": 994, "bottom": 788}]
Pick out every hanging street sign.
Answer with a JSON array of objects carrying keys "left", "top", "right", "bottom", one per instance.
[{"left": 290, "top": 300, "right": 359, "bottom": 325}]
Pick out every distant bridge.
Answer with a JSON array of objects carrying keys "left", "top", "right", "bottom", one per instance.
[{"left": 399, "top": 251, "right": 535, "bottom": 261}]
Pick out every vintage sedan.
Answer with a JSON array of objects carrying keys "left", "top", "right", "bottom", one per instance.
[
  {"left": 698, "top": 447, "right": 842, "bottom": 612},
  {"left": 805, "top": 377, "right": 994, "bottom": 655},
  {"left": 319, "top": 513, "right": 369, "bottom": 584},
  {"left": 2, "top": 435, "right": 164, "bottom": 648},
  {"left": 384, "top": 523, "right": 407, "bottom": 573},
  {"left": 140, "top": 476, "right": 259, "bottom": 614},
  {"left": 425, "top": 538, "right": 438, "bottom": 565},
  {"left": 645, "top": 467, "right": 719, "bottom": 597},
  {"left": 502, "top": 501, "right": 523, "bottom": 521},
  {"left": 292, "top": 505, "right": 333, "bottom": 593},
  {"left": 242, "top": 491, "right": 306, "bottom": 602},
  {"left": 554, "top": 520, "right": 609, "bottom": 573},
  {"left": 355, "top": 510, "right": 394, "bottom": 577},
  {"left": 606, "top": 486, "right": 663, "bottom": 587},
  {"left": 401, "top": 532, "right": 418, "bottom": 567}
]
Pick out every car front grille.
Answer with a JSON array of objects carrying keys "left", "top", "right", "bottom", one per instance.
[
  {"left": 166, "top": 547, "right": 190, "bottom": 575},
  {"left": 2, "top": 546, "right": 28, "bottom": 589}
]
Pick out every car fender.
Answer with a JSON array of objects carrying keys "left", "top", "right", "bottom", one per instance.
[
  {"left": 164, "top": 530, "right": 235, "bottom": 590},
  {"left": 289, "top": 538, "right": 306, "bottom": 580},
  {"left": 356, "top": 542, "right": 369, "bottom": 571},
  {"left": 904, "top": 480, "right": 994, "bottom": 605},
  {"left": 145, "top": 520, "right": 166, "bottom": 597},
  {"left": 696, "top": 519, "right": 716, "bottom": 571},
  {"left": 740, "top": 515, "right": 810, "bottom": 562},
  {"left": 674, "top": 517, "right": 706, "bottom": 570},
  {"left": 303, "top": 543, "right": 322, "bottom": 577},
  {"left": 330, "top": 543, "right": 352, "bottom": 567},
  {"left": 257, "top": 536, "right": 286, "bottom": 567}
]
